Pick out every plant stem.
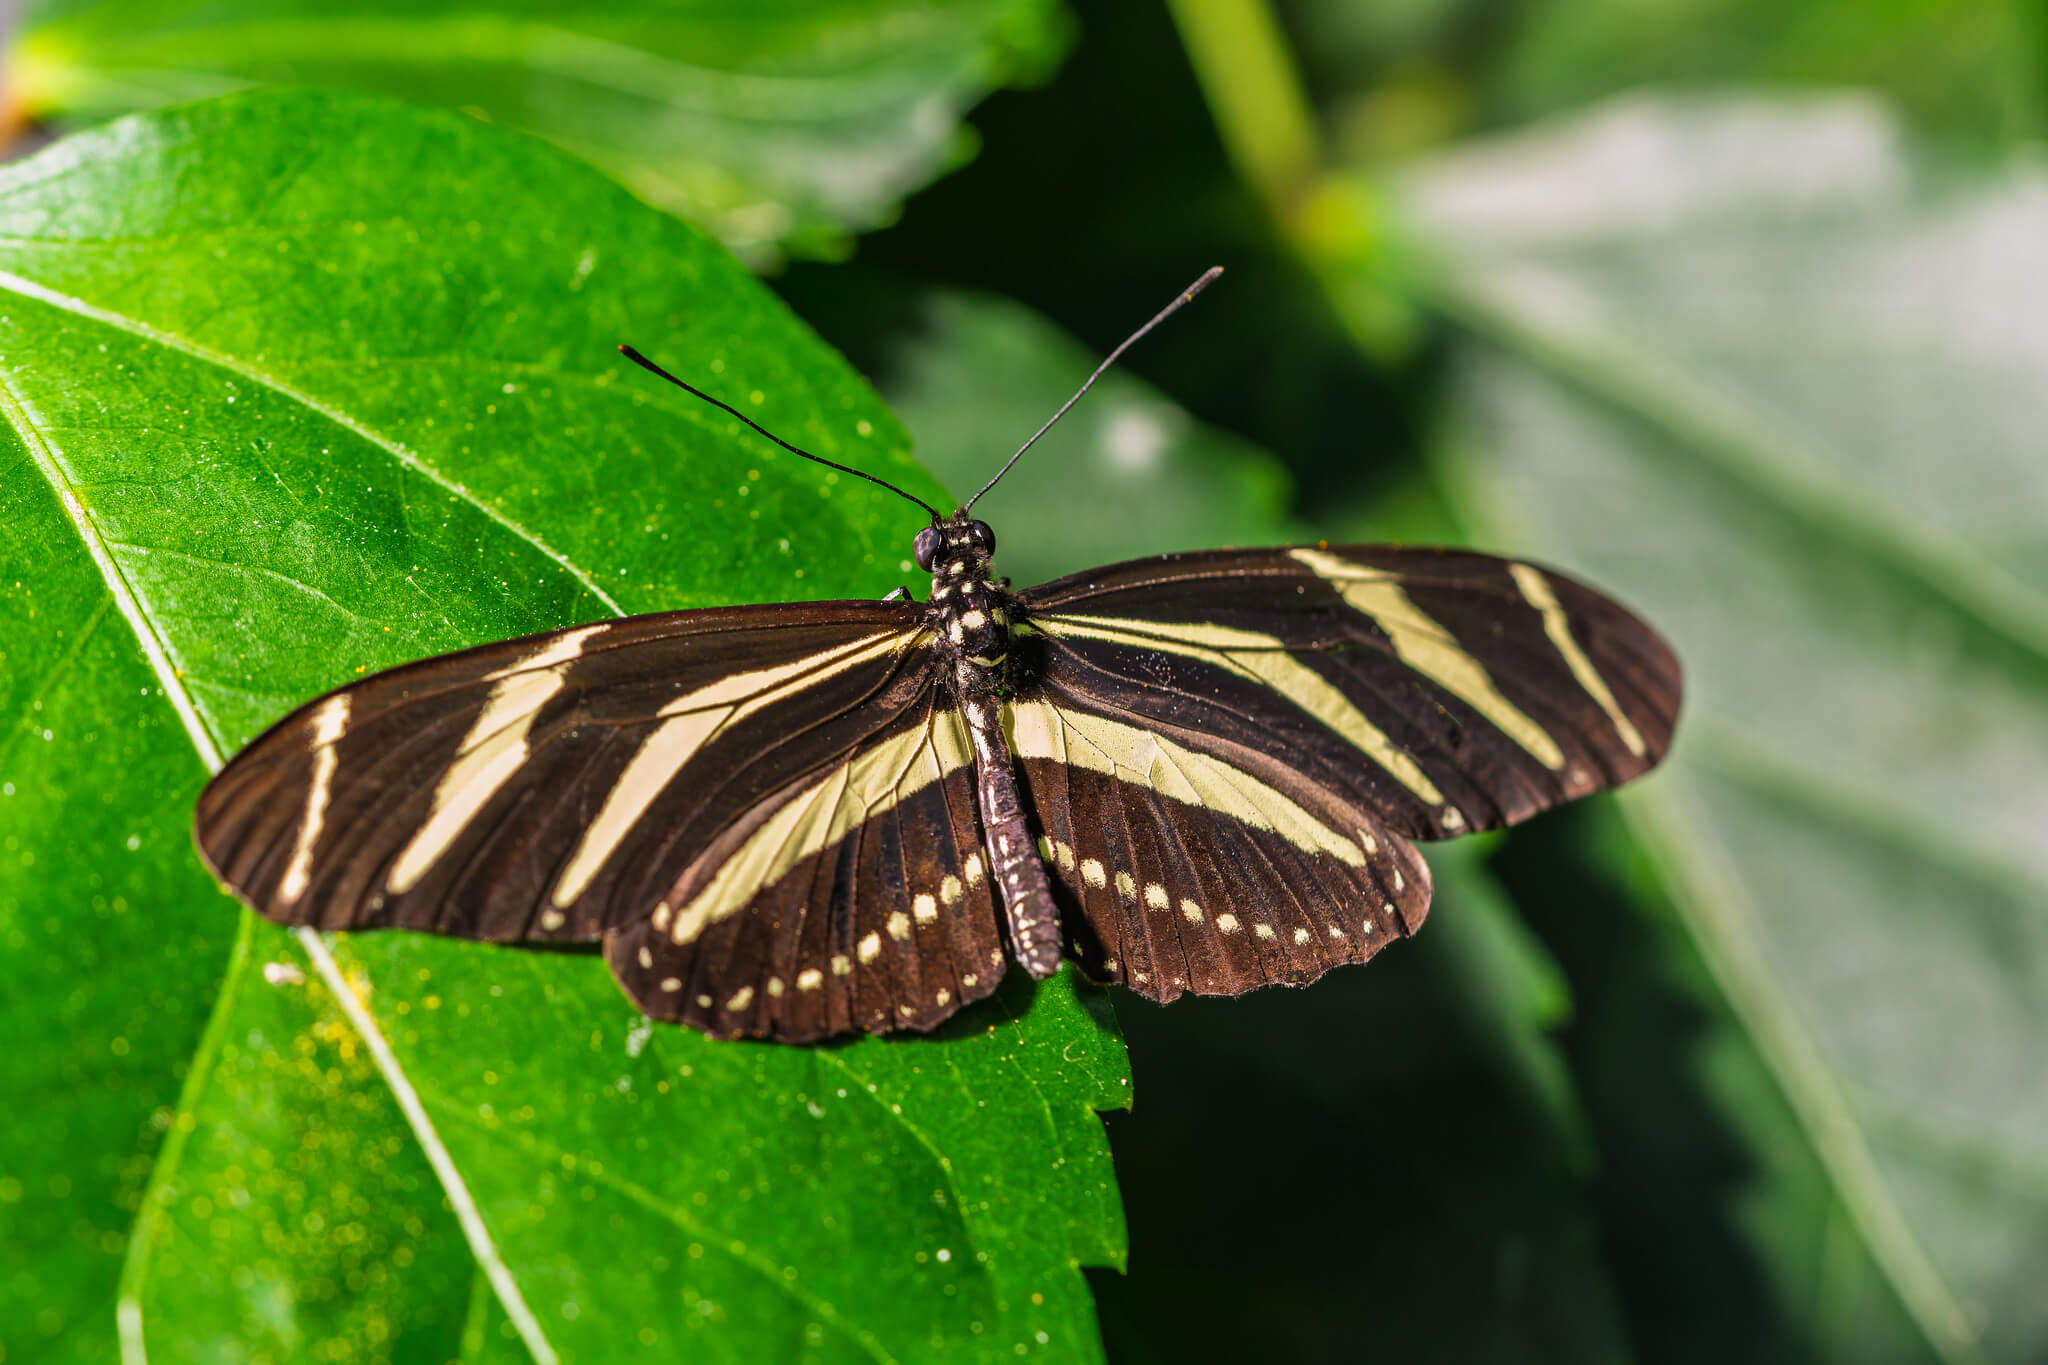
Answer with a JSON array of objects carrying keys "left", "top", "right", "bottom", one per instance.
[{"left": 1161, "top": 0, "right": 1323, "bottom": 215}]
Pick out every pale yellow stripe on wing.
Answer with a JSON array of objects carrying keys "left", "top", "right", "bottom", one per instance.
[
  {"left": 667, "top": 706, "right": 974, "bottom": 945},
  {"left": 551, "top": 629, "right": 920, "bottom": 909},
  {"left": 1289, "top": 548, "right": 1565, "bottom": 770},
  {"left": 1005, "top": 699, "right": 1364, "bottom": 865},
  {"left": 1041, "top": 613, "right": 1442, "bottom": 805},
  {"left": 385, "top": 625, "right": 608, "bottom": 894},
  {"left": 1508, "top": 564, "right": 1647, "bottom": 758},
  {"left": 279, "top": 694, "right": 350, "bottom": 903}
]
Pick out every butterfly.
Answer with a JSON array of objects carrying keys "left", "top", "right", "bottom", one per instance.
[{"left": 193, "top": 270, "right": 1682, "bottom": 1043}]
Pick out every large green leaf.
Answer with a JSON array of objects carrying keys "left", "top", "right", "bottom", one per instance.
[
  {"left": 6, "top": 0, "right": 1069, "bottom": 262},
  {"left": 807, "top": 281, "right": 1636, "bottom": 1360},
  {"left": 1394, "top": 96, "right": 2048, "bottom": 1364},
  {"left": 0, "top": 88, "right": 1125, "bottom": 1361}
]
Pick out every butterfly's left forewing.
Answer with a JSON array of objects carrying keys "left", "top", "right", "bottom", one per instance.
[{"left": 194, "top": 601, "right": 938, "bottom": 945}]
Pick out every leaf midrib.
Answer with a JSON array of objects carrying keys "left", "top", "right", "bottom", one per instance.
[
  {"left": 1430, "top": 401, "right": 1985, "bottom": 1365},
  {"left": 423, "top": 1088, "right": 906, "bottom": 1365}
]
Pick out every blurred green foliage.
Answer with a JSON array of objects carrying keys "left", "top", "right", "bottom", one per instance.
[{"left": 5, "top": 0, "right": 2044, "bottom": 1361}]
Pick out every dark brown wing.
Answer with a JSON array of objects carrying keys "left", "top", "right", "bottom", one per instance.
[
  {"left": 1017, "top": 545, "right": 1680, "bottom": 840},
  {"left": 1001, "top": 694, "right": 1431, "bottom": 1003},
  {"left": 605, "top": 683, "right": 1004, "bottom": 1042},
  {"left": 1012, "top": 544, "right": 1679, "bottom": 1000},
  {"left": 193, "top": 601, "right": 939, "bottom": 945}
]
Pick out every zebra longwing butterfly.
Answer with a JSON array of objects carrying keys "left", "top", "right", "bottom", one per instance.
[{"left": 194, "top": 271, "right": 1681, "bottom": 1043}]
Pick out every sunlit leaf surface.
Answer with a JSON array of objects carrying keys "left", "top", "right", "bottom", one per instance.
[
  {"left": 1400, "top": 95, "right": 2048, "bottom": 1364},
  {"left": 0, "top": 88, "right": 1124, "bottom": 1361},
  {"left": 7, "top": 0, "right": 1069, "bottom": 261}
]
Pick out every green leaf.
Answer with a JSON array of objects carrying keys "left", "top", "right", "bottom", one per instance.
[
  {"left": 815, "top": 282, "right": 1634, "bottom": 1359},
  {"left": 1396, "top": 95, "right": 2048, "bottom": 1363},
  {"left": 7, "top": 0, "right": 1071, "bottom": 262},
  {"left": 0, "top": 87, "right": 1125, "bottom": 1361}
]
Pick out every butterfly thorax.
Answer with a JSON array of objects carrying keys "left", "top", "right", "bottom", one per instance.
[{"left": 918, "top": 514, "right": 1015, "bottom": 698}]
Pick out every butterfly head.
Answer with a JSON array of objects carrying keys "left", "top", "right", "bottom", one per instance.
[{"left": 915, "top": 514, "right": 997, "bottom": 579}]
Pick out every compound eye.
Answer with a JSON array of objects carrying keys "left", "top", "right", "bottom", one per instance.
[
  {"left": 968, "top": 520, "right": 996, "bottom": 554},
  {"left": 913, "top": 525, "right": 942, "bottom": 571}
]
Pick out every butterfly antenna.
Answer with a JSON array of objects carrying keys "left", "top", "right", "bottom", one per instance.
[
  {"left": 618, "top": 345, "right": 944, "bottom": 524},
  {"left": 963, "top": 266, "right": 1223, "bottom": 513}
]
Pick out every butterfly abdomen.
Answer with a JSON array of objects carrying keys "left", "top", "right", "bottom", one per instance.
[{"left": 923, "top": 513, "right": 1060, "bottom": 976}]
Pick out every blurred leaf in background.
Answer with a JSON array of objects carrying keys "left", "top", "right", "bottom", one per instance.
[
  {"left": 4, "top": 0, "right": 1070, "bottom": 262},
  {"left": 1276, "top": 0, "right": 2045, "bottom": 164},
  {"left": 1402, "top": 97, "right": 2048, "bottom": 1362},
  {"left": 1155, "top": 0, "right": 2048, "bottom": 1356},
  {"left": 0, "top": 88, "right": 1124, "bottom": 1362}
]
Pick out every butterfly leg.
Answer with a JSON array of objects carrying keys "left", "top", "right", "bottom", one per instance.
[{"left": 963, "top": 697, "right": 1063, "bottom": 978}]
